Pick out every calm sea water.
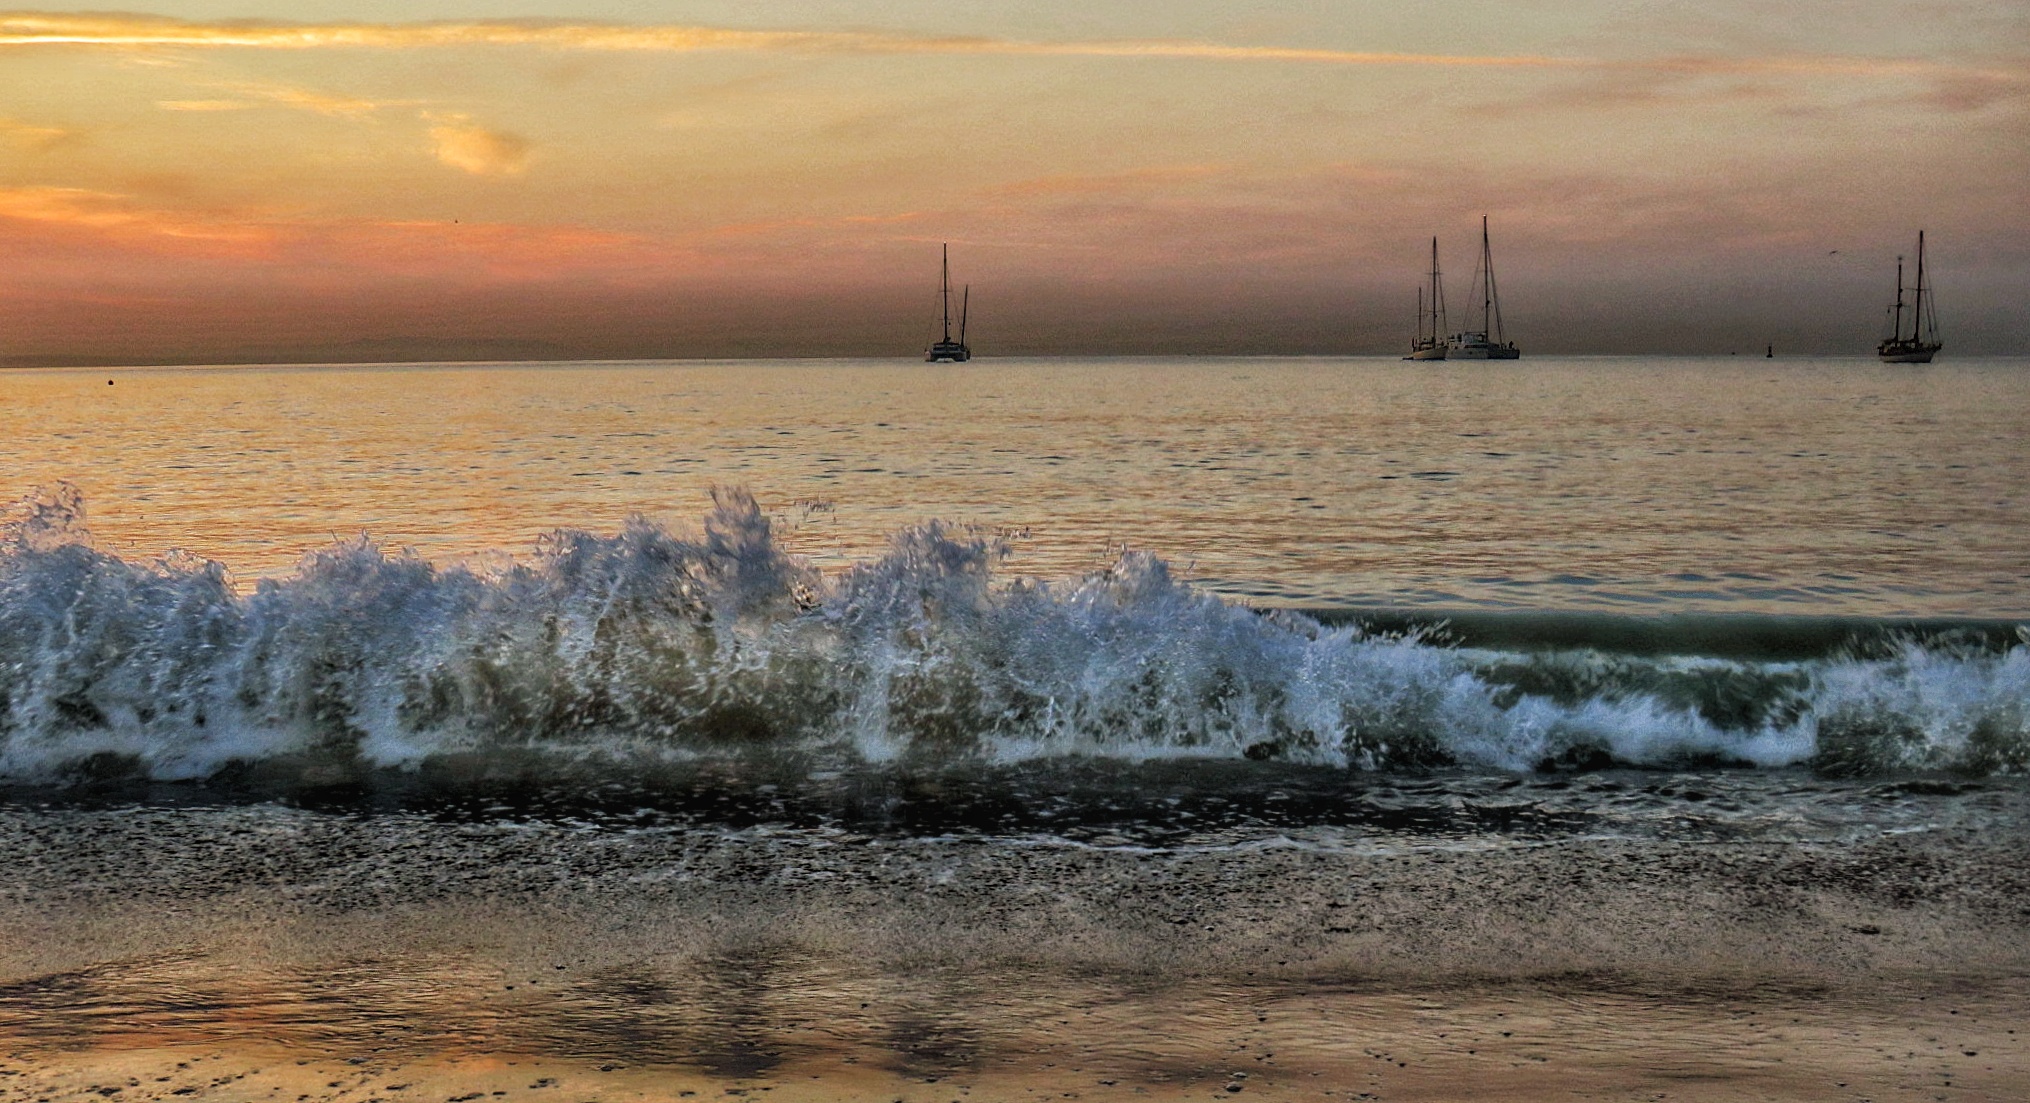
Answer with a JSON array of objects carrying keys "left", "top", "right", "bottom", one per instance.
[{"left": 4, "top": 355, "right": 2026, "bottom": 614}]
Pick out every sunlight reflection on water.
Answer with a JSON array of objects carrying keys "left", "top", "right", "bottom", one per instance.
[{"left": 4, "top": 356, "right": 2027, "bottom": 614}]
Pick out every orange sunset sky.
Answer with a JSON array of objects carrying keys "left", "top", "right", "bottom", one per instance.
[{"left": 1, "top": 2, "right": 2025, "bottom": 363}]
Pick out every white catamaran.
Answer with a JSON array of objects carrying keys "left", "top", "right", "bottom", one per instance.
[
  {"left": 925, "top": 243, "right": 971, "bottom": 363},
  {"left": 1876, "top": 230, "right": 1941, "bottom": 364},
  {"left": 1406, "top": 236, "right": 1448, "bottom": 360},
  {"left": 1446, "top": 216, "right": 1520, "bottom": 360}
]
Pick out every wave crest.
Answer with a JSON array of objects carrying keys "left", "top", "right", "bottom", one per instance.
[{"left": 2, "top": 485, "right": 2026, "bottom": 783}]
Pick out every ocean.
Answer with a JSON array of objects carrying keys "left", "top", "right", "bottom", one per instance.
[{"left": 2, "top": 356, "right": 2027, "bottom": 1101}]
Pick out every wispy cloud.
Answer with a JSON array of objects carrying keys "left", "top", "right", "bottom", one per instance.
[
  {"left": 237, "top": 82, "right": 388, "bottom": 118},
  {"left": 429, "top": 120, "right": 532, "bottom": 176},
  {"left": 156, "top": 81, "right": 397, "bottom": 118},
  {"left": 0, "top": 185, "right": 266, "bottom": 246},
  {"left": 1, "top": 12, "right": 2006, "bottom": 81},
  {"left": 1918, "top": 72, "right": 2030, "bottom": 112},
  {"left": 0, "top": 115, "right": 73, "bottom": 150},
  {"left": 0, "top": 14, "right": 1550, "bottom": 64},
  {"left": 0, "top": 185, "right": 654, "bottom": 276},
  {"left": 155, "top": 99, "right": 252, "bottom": 112},
  {"left": 993, "top": 164, "right": 1230, "bottom": 199}
]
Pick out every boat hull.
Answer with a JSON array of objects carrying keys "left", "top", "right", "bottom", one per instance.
[
  {"left": 1405, "top": 344, "right": 1446, "bottom": 361},
  {"left": 1877, "top": 341, "right": 1940, "bottom": 364},
  {"left": 1445, "top": 337, "right": 1520, "bottom": 361},
  {"left": 926, "top": 341, "right": 971, "bottom": 363}
]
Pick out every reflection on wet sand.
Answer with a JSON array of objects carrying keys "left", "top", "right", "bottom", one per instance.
[{"left": 4, "top": 948, "right": 2027, "bottom": 1102}]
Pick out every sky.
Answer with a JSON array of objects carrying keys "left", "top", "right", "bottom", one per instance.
[{"left": 0, "top": 2, "right": 2025, "bottom": 362}]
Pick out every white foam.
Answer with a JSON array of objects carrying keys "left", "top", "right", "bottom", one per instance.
[{"left": 1, "top": 484, "right": 2026, "bottom": 782}]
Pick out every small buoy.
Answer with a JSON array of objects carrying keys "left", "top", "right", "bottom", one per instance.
[{"left": 108, "top": 379, "right": 114, "bottom": 385}]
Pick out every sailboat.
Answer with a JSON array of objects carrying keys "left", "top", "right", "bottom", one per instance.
[
  {"left": 924, "top": 243, "right": 971, "bottom": 363},
  {"left": 1877, "top": 230, "right": 1941, "bottom": 364},
  {"left": 1405, "top": 237, "right": 1447, "bottom": 360},
  {"left": 1446, "top": 216, "right": 1520, "bottom": 360}
]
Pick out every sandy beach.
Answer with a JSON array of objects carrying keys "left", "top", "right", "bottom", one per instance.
[{"left": 5, "top": 783, "right": 2026, "bottom": 1102}]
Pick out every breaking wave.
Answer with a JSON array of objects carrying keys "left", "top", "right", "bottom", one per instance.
[{"left": 2, "top": 484, "right": 2027, "bottom": 785}]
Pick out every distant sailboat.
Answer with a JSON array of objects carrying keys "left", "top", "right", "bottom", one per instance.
[
  {"left": 1877, "top": 231, "right": 1941, "bottom": 364},
  {"left": 1446, "top": 216, "right": 1520, "bottom": 360},
  {"left": 925, "top": 244, "right": 971, "bottom": 363},
  {"left": 1406, "top": 237, "right": 1447, "bottom": 360}
]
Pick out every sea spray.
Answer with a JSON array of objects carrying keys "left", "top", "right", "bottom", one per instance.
[{"left": 2, "top": 484, "right": 2026, "bottom": 784}]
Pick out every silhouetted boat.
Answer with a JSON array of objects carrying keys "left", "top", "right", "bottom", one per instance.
[
  {"left": 1446, "top": 216, "right": 1520, "bottom": 360},
  {"left": 925, "top": 244, "right": 971, "bottom": 363},
  {"left": 1406, "top": 237, "right": 1447, "bottom": 361},
  {"left": 1877, "top": 231, "right": 1941, "bottom": 364}
]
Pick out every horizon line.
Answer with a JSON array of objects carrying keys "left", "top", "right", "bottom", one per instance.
[{"left": 0, "top": 351, "right": 1995, "bottom": 372}]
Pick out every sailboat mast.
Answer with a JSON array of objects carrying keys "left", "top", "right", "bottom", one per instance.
[
  {"left": 1480, "top": 217, "right": 1492, "bottom": 338},
  {"left": 1911, "top": 231, "right": 1926, "bottom": 345},
  {"left": 959, "top": 285, "right": 969, "bottom": 346},
  {"left": 1483, "top": 216, "right": 1508, "bottom": 344},
  {"left": 1428, "top": 237, "right": 1441, "bottom": 342},
  {"left": 940, "top": 244, "right": 953, "bottom": 343},
  {"left": 1435, "top": 238, "right": 1448, "bottom": 339}
]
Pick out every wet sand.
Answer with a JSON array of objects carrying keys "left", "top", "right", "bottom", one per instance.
[
  {"left": 3, "top": 793, "right": 2028, "bottom": 1101},
  {"left": 6, "top": 973, "right": 2027, "bottom": 1103}
]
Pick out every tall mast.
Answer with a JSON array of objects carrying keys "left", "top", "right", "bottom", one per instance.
[
  {"left": 959, "top": 285, "right": 969, "bottom": 346},
  {"left": 1428, "top": 236, "right": 1445, "bottom": 342},
  {"left": 1479, "top": 217, "right": 1491, "bottom": 338},
  {"left": 1481, "top": 216, "right": 1505, "bottom": 344},
  {"left": 1911, "top": 231, "right": 1926, "bottom": 344},
  {"left": 940, "top": 243, "right": 953, "bottom": 343}
]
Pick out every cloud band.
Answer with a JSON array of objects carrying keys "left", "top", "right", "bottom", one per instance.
[{"left": 0, "top": 13, "right": 1990, "bottom": 79}]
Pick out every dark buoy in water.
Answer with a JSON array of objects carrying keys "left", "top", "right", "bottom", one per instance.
[
  {"left": 1766, "top": 343, "right": 1774, "bottom": 358},
  {"left": 108, "top": 379, "right": 114, "bottom": 385}
]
